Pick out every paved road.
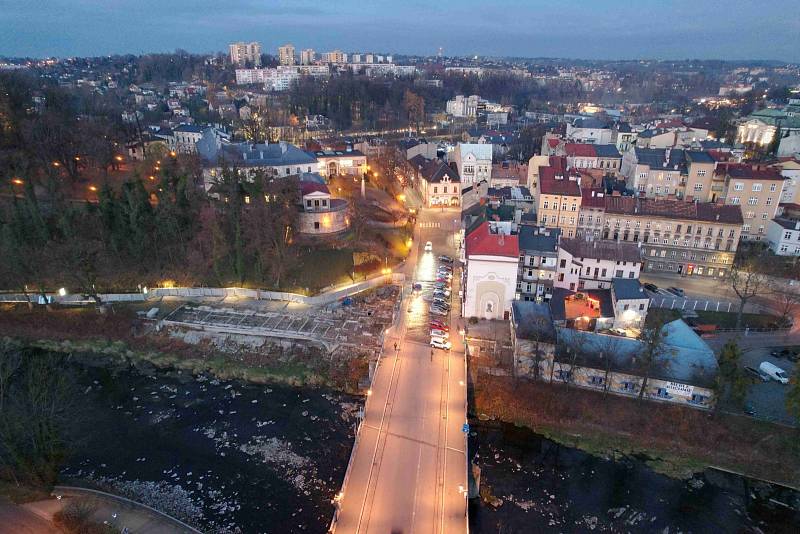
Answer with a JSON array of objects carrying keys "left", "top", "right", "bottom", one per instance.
[{"left": 334, "top": 207, "right": 468, "bottom": 534}]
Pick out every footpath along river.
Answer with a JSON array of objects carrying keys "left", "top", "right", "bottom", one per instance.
[
  {"left": 469, "top": 421, "right": 800, "bottom": 533},
  {"left": 61, "top": 360, "right": 360, "bottom": 533}
]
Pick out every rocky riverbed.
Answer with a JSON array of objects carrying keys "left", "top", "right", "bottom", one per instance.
[
  {"left": 469, "top": 421, "right": 800, "bottom": 533},
  {"left": 61, "top": 362, "right": 361, "bottom": 533}
]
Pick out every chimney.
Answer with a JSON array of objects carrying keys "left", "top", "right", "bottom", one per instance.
[
  {"left": 259, "top": 150, "right": 264, "bottom": 159},
  {"left": 242, "top": 151, "right": 247, "bottom": 160}
]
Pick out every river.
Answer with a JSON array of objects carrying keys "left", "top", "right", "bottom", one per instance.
[
  {"left": 61, "top": 361, "right": 360, "bottom": 533},
  {"left": 468, "top": 421, "right": 800, "bottom": 533}
]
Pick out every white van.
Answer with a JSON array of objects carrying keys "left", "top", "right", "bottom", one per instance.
[{"left": 759, "top": 361, "right": 790, "bottom": 384}]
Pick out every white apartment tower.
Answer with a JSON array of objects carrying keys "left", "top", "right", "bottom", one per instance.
[
  {"left": 278, "top": 44, "right": 296, "bottom": 66},
  {"left": 300, "top": 48, "right": 316, "bottom": 65},
  {"left": 229, "top": 42, "right": 262, "bottom": 66}
]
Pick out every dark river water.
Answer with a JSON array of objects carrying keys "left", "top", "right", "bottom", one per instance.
[
  {"left": 468, "top": 421, "right": 800, "bottom": 533},
  {"left": 62, "top": 362, "right": 360, "bottom": 533}
]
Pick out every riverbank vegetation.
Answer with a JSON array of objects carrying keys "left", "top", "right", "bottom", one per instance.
[
  {"left": 0, "top": 305, "right": 367, "bottom": 392},
  {"left": 472, "top": 375, "right": 800, "bottom": 488}
]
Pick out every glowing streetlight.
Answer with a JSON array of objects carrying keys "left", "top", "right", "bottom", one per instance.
[
  {"left": 88, "top": 185, "right": 98, "bottom": 192},
  {"left": 114, "top": 155, "right": 124, "bottom": 162},
  {"left": 11, "top": 178, "right": 23, "bottom": 185},
  {"left": 58, "top": 288, "right": 67, "bottom": 297}
]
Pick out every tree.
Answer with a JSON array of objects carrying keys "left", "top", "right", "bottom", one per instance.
[
  {"left": 0, "top": 342, "right": 80, "bottom": 487},
  {"left": 714, "top": 341, "right": 748, "bottom": 412},
  {"left": 786, "top": 375, "right": 800, "bottom": 430},
  {"left": 403, "top": 90, "right": 425, "bottom": 133},
  {"left": 728, "top": 252, "right": 769, "bottom": 330},
  {"left": 771, "top": 283, "right": 800, "bottom": 328},
  {"left": 636, "top": 319, "right": 673, "bottom": 401}
]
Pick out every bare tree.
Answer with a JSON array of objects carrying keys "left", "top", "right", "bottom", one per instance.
[
  {"left": 728, "top": 254, "right": 769, "bottom": 330},
  {"left": 635, "top": 318, "right": 674, "bottom": 401},
  {"left": 771, "top": 282, "right": 800, "bottom": 328}
]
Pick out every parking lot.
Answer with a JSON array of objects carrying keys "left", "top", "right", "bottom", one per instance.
[
  {"left": 739, "top": 346, "right": 797, "bottom": 425},
  {"left": 405, "top": 250, "right": 456, "bottom": 345}
]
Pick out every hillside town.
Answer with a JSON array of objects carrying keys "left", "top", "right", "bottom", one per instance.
[{"left": 1, "top": 19, "right": 800, "bottom": 534}]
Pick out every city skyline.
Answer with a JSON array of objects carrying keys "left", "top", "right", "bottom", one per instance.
[{"left": 1, "top": 0, "right": 798, "bottom": 62}]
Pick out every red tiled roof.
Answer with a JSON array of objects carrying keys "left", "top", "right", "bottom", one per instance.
[
  {"left": 564, "top": 143, "right": 597, "bottom": 158},
  {"left": 300, "top": 181, "right": 330, "bottom": 196},
  {"left": 605, "top": 197, "right": 743, "bottom": 224},
  {"left": 547, "top": 138, "right": 561, "bottom": 148},
  {"left": 581, "top": 188, "right": 606, "bottom": 208},
  {"left": 465, "top": 221, "right": 519, "bottom": 258},
  {"left": 539, "top": 165, "right": 581, "bottom": 196},
  {"left": 719, "top": 163, "right": 785, "bottom": 181}
]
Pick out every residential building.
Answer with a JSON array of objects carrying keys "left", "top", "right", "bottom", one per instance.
[
  {"left": 620, "top": 148, "right": 716, "bottom": 200},
  {"left": 555, "top": 238, "right": 642, "bottom": 291},
  {"left": 765, "top": 218, "right": 800, "bottom": 256},
  {"left": 300, "top": 49, "right": 316, "bottom": 65},
  {"left": 278, "top": 44, "right": 296, "bottom": 66},
  {"left": 718, "top": 163, "right": 786, "bottom": 240},
  {"left": 172, "top": 124, "right": 206, "bottom": 153},
  {"left": 612, "top": 122, "right": 637, "bottom": 153},
  {"left": 536, "top": 164, "right": 582, "bottom": 238},
  {"left": 610, "top": 278, "right": 650, "bottom": 329},
  {"left": 199, "top": 140, "right": 318, "bottom": 191},
  {"left": 565, "top": 117, "right": 613, "bottom": 144},
  {"left": 491, "top": 161, "right": 527, "bottom": 187},
  {"left": 416, "top": 159, "right": 461, "bottom": 207},
  {"left": 517, "top": 227, "right": 560, "bottom": 301},
  {"left": 772, "top": 158, "right": 800, "bottom": 204},
  {"left": 564, "top": 143, "right": 622, "bottom": 173},
  {"left": 321, "top": 50, "right": 347, "bottom": 64},
  {"left": 446, "top": 95, "right": 482, "bottom": 118},
  {"left": 454, "top": 143, "right": 492, "bottom": 189},
  {"left": 577, "top": 196, "right": 744, "bottom": 278},
  {"left": 229, "top": 42, "right": 261, "bottom": 66},
  {"left": 463, "top": 222, "right": 519, "bottom": 320}
]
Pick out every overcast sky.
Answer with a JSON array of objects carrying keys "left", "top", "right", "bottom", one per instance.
[{"left": 1, "top": 0, "right": 798, "bottom": 61}]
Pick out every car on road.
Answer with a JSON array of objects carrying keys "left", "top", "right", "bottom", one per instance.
[
  {"left": 759, "top": 361, "right": 790, "bottom": 384},
  {"left": 667, "top": 287, "right": 685, "bottom": 297},
  {"left": 745, "top": 366, "right": 770, "bottom": 382},
  {"left": 430, "top": 338, "right": 452, "bottom": 350},
  {"left": 644, "top": 283, "right": 658, "bottom": 292},
  {"left": 424, "top": 241, "right": 433, "bottom": 252},
  {"left": 438, "top": 255, "right": 454, "bottom": 263},
  {"left": 771, "top": 348, "right": 800, "bottom": 362}
]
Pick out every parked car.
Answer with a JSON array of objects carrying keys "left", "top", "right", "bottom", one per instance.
[
  {"left": 429, "top": 322, "right": 448, "bottom": 331},
  {"left": 430, "top": 329, "right": 448, "bottom": 338},
  {"left": 743, "top": 403, "right": 756, "bottom": 416},
  {"left": 759, "top": 361, "right": 790, "bottom": 384},
  {"left": 438, "top": 255, "right": 454, "bottom": 263},
  {"left": 424, "top": 241, "right": 433, "bottom": 252},
  {"left": 668, "top": 287, "right": 685, "bottom": 297},
  {"left": 412, "top": 283, "right": 423, "bottom": 291},
  {"left": 771, "top": 348, "right": 800, "bottom": 362},
  {"left": 643, "top": 283, "right": 658, "bottom": 292},
  {"left": 430, "top": 338, "right": 452, "bottom": 350},
  {"left": 745, "top": 366, "right": 770, "bottom": 382},
  {"left": 429, "top": 307, "right": 447, "bottom": 316}
]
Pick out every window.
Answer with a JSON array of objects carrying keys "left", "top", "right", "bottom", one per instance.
[
  {"left": 762, "top": 213, "right": 768, "bottom": 220},
  {"left": 693, "top": 183, "right": 703, "bottom": 191},
  {"left": 589, "top": 376, "right": 604, "bottom": 386},
  {"left": 464, "top": 165, "right": 475, "bottom": 174},
  {"left": 638, "top": 172, "right": 647, "bottom": 180},
  {"left": 746, "top": 211, "right": 755, "bottom": 219},
  {"left": 748, "top": 197, "right": 758, "bottom": 205},
  {"left": 433, "top": 186, "right": 438, "bottom": 194},
  {"left": 697, "top": 169, "right": 707, "bottom": 177},
  {"left": 734, "top": 182, "right": 744, "bottom": 191},
  {"left": 655, "top": 388, "right": 670, "bottom": 399},
  {"left": 560, "top": 259, "right": 566, "bottom": 268},
  {"left": 730, "top": 197, "right": 740, "bottom": 205},
  {"left": 620, "top": 382, "right": 637, "bottom": 392},
  {"left": 306, "top": 199, "right": 312, "bottom": 207},
  {"left": 769, "top": 183, "right": 777, "bottom": 192},
  {"left": 691, "top": 394, "right": 708, "bottom": 405},
  {"left": 555, "top": 369, "right": 571, "bottom": 382},
  {"left": 766, "top": 197, "right": 773, "bottom": 205},
  {"left": 543, "top": 201, "right": 549, "bottom": 209},
  {"left": 623, "top": 304, "right": 629, "bottom": 311},
  {"left": 639, "top": 303, "right": 645, "bottom": 310},
  {"left": 752, "top": 183, "right": 762, "bottom": 192},
  {"left": 616, "top": 269, "right": 623, "bottom": 277},
  {"left": 638, "top": 184, "right": 646, "bottom": 192},
  {"left": 742, "top": 224, "right": 751, "bottom": 232}
]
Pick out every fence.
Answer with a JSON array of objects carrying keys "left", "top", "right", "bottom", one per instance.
[{"left": 0, "top": 272, "right": 406, "bottom": 307}]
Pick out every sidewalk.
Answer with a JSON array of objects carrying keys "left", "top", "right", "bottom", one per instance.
[{"left": 22, "top": 487, "right": 199, "bottom": 534}]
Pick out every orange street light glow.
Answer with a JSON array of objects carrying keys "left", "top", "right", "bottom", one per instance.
[
  {"left": 88, "top": 185, "right": 97, "bottom": 192},
  {"left": 11, "top": 178, "right": 23, "bottom": 185},
  {"left": 114, "top": 155, "right": 123, "bottom": 162}
]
